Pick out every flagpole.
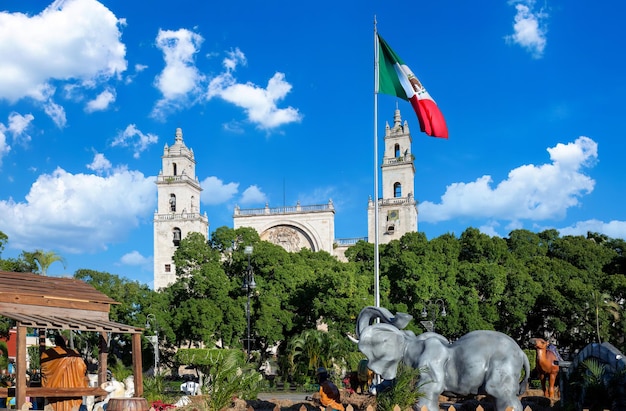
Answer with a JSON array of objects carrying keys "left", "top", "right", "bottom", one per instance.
[{"left": 373, "top": 17, "right": 380, "bottom": 309}]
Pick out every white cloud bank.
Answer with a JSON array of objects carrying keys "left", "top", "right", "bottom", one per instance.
[
  {"left": 419, "top": 136, "right": 620, "bottom": 237},
  {"left": 0, "top": 0, "right": 127, "bottom": 126},
  {"left": 151, "top": 31, "right": 302, "bottom": 130},
  {"left": 0, "top": 162, "right": 155, "bottom": 253}
]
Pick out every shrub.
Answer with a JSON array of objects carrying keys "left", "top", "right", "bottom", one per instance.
[{"left": 375, "top": 363, "right": 423, "bottom": 411}]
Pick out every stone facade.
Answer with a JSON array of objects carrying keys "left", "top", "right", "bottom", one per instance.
[
  {"left": 153, "top": 110, "right": 417, "bottom": 286},
  {"left": 233, "top": 201, "right": 335, "bottom": 254}
]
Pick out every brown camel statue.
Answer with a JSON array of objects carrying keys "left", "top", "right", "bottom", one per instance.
[{"left": 529, "top": 337, "right": 560, "bottom": 399}]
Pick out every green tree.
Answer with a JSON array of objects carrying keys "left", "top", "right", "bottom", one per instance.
[
  {"left": 74, "top": 269, "right": 157, "bottom": 365},
  {"left": 168, "top": 232, "right": 240, "bottom": 348},
  {"left": 590, "top": 291, "right": 620, "bottom": 343},
  {"left": 33, "top": 249, "right": 66, "bottom": 276}
]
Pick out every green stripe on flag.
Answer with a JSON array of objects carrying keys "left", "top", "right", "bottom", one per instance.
[{"left": 377, "top": 34, "right": 408, "bottom": 100}]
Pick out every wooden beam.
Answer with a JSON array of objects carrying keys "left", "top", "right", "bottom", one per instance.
[{"left": 1, "top": 387, "right": 108, "bottom": 398}]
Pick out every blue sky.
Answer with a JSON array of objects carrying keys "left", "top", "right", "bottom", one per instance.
[{"left": 1, "top": 0, "right": 625, "bottom": 287}]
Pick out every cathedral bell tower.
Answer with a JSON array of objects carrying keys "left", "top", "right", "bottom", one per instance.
[
  {"left": 153, "top": 128, "right": 209, "bottom": 290},
  {"left": 367, "top": 109, "right": 418, "bottom": 243}
]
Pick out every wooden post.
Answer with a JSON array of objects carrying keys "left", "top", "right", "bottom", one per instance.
[
  {"left": 15, "top": 325, "right": 27, "bottom": 409},
  {"left": 131, "top": 333, "right": 143, "bottom": 396},
  {"left": 99, "top": 332, "right": 108, "bottom": 388}
]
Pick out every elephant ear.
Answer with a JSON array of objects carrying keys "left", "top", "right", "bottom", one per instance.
[
  {"left": 358, "top": 323, "right": 406, "bottom": 380},
  {"left": 356, "top": 306, "right": 413, "bottom": 338}
]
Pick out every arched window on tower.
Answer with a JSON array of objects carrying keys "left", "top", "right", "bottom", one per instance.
[
  {"left": 169, "top": 194, "right": 176, "bottom": 212},
  {"left": 394, "top": 182, "right": 402, "bottom": 198},
  {"left": 173, "top": 227, "right": 181, "bottom": 246},
  {"left": 394, "top": 144, "right": 401, "bottom": 158},
  {"left": 173, "top": 163, "right": 178, "bottom": 176}
]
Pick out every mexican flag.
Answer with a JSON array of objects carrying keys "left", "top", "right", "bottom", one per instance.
[{"left": 377, "top": 34, "right": 448, "bottom": 139}]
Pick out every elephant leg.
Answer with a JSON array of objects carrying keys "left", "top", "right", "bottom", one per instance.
[
  {"left": 485, "top": 373, "right": 523, "bottom": 411},
  {"left": 494, "top": 396, "right": 523, "bottom": 411},
  {"left": 415, "top": 393, "right": 439, "bottom": 411}
]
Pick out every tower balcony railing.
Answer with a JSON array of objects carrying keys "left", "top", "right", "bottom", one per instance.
[
  {"left": 154, "top": 211, "right": 208, "bottom": 222},
  {"left": 234, "top": 201, "right": 334, "bottom": 216},
  {"left": 382, "top": 154, "right": 415, "bottom": 166},
  {"left": 156, "top": 174, "right": 199, "bottom": 184},
  {"left": 334, "top": 237, "right": 368, "bottom": 246},
  {"left": 368, "top": 196, "right": 417, "bottom": 207}
]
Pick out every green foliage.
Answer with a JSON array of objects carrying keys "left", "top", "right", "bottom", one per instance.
[
  {"left": 376, "top": 363, "right": 423, "bottom": 411},
  {"left": 27, "top": 345, "right": 40, "bottom": 371},
  {"left": 32, "top": 249, "right": 66, "bottom": 276},
  {"left": 9, "top": 222, "right": 621, "bottom": 382},
  {"left": 176, "top": 348, "right": 262, "bottom": 411},
  {"left": 284, "top": 329, "right": 349, "bottom": 385},
  {"left": 569, "top": 358, "right": 611, "bottom": 410},
  {"left": 143, "top": 375, "right": 170, "bottom": 403},
  {"left": 74, "top": 269, "right": 158, "bottom": 366},
  {"left": 0, "top": 341, "right": 8, "bottom": 371},
  {"left": 109, "top": 358, "right": 133, "bottom": 381}
]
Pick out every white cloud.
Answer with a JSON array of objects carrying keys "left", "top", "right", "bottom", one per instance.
[
  {"left": 8, "top": 112, "right": 34, "bottom": 145},
  {"left": 111, "top": 124, "right": 158, "bottom": 158},
  {"left": 206, "top": 48, "right": 302, "bottom": 130},
  {"left": 0, "top": 0, "right": 126, "bottom": 123},
  {"left": 151, "top": 28, "right": 205, "bottom": 119},
  {"left": 240, "top": 185, "right": 267, "bottom": 205},
  {"left": 87, "top": 152, "right": 112, "bottom": 174},
  {"left": 505, "top": 0, "right": 548, "bottom": 59},
  {"left": 420, "top": 136, "right": 597, "bottom": 224},
  {"left": 43, "top": 100, "right": 67, "bottom": 128},
  {"left": 557, "top": 219, "right": 626, "bottom": 239},
  {"left": 200, "top": 176, "right": 239, "bottom": 205},
  {"left": 0, "top": 167, "right": 155, "bottom": 253},
  {"left": 85, "top": 89, "right": 116, "bottom": 113},
  {"left": 0, "top": 112, "right": 36, "bottom": 165},
  {"left": 0, "top": 127, "right": 10, "bottom": 166},
  {"left": 120, "top": 250, "right": 151, "bottom": 267}
]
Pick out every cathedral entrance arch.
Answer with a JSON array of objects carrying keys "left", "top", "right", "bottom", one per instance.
[{"left": 260, "top": 224, "right": 317, "bottom": 252}]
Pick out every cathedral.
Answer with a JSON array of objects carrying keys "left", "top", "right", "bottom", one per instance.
[{"left": 153, "top": 109, "right": 417, "bottom": 289}]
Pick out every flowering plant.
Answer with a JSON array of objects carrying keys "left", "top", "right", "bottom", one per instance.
[{"left": 150, "top": 400, "right": 175, "bottom": 411}]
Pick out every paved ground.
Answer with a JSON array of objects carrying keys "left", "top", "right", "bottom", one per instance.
[{"left": 257, "top": 392, "right": 314, "bottom": 403}]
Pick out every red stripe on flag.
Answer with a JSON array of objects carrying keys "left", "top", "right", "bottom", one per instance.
[{"left": 409, "top": 95, "right": 448, "bottom": 139}]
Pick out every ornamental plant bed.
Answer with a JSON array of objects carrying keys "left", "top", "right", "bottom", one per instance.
[{"left": 177, "top": 389, "right": 558, "bottom": 411}]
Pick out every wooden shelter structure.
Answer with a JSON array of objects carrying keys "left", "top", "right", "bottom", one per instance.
[{"left": 0, "top": 271, "right": 144, "bottom": 409}]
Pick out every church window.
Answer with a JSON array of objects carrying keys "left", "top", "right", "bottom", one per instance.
[
  {"left": 169, "top": 194, "right": 176, "bottom": 212},
  {"left": 394, "top": 182, "right": 402, "bottom": 198},
  {"left": 173, "top": 227, "right": 181, "bottom": 246},
  {"left": 394, "top": 144, "right": 401, "bottom": 158},
  {"left": 173, "top": 163, "right": 178, "bottom": 176},
  {"left": 165, "top": 264, "right": 171, "bottom": 273}
]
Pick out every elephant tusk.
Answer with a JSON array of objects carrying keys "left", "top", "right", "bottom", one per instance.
[{"left": 346, "top": 333, "right": 359, "bottom": 344}]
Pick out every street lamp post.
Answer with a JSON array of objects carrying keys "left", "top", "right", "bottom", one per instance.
[
  {"left": 146, "top": 313, "right": 159, "bottom": 375},
  {"left": 242, "top": 246, "right": 256, "bottom": 356},
  {"left": 420, "top": 299, "right": 447, "bottom": 332}
]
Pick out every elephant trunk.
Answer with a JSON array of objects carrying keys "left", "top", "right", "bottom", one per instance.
[{"left": 355, "top": 306, "right": 413, "bottom": 339}]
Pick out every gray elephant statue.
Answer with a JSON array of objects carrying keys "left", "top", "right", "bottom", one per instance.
[{"left": 353, "top": 306, "right": 530, "bottom": 411}]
